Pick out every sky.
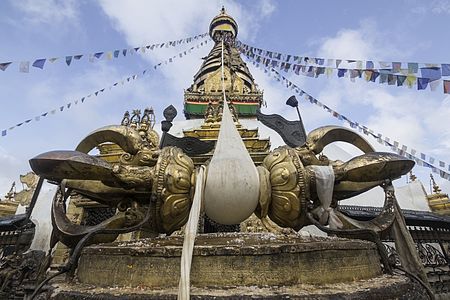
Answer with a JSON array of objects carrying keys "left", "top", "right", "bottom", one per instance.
[{"left": 0, "top": 0, "right": 449, "bottom": 199}]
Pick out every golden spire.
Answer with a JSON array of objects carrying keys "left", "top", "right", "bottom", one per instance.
[
  {"left": 184, "top": 8, "right": 262, "bottom": 119},
  {"left": 427, "top": 173, "right": 450, "bottom": 215},
  {"left": 430, "top": 174, "right": 442, "bottom": 194},
  {"left": 409, "top": 171, "right": 417, "bottom": 182}
]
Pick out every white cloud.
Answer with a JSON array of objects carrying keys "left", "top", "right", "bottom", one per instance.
[
  {"left": 431, "top": 0, "right": 450, "bottom": 14},
  {"left": 310, "top": 20, "right": 450, "bottom": 193},
  {"left": 259, "top": 0, "right": 276, "bottom": 17},
  {"left": 9, "top": 0, "right": 79, "bottom": 25}
]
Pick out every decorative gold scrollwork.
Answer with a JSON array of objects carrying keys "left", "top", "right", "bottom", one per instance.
[
  {"left": 262, "top": 146, "right": 309, "bottom": 230},
  {"left": 153, "top": 147, "right": 195, "bottom": 234}
]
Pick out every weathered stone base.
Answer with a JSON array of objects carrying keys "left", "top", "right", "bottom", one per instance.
[
  {"left": 50, "top": 233, "right": 428, "bottom": 299},
  {"left": 51, "top": 275, "right": 428, "bottom": 299},
  {"left": 76, "top": 233, "right": 382, "bottom": 288}
]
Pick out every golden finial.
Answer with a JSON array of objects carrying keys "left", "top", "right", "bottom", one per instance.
[
  {"left": 409, "top": 171, "right": 417, "bottom": 182},
  {"left": 430, "top": 174, "right": 441, "bottom": 194}
]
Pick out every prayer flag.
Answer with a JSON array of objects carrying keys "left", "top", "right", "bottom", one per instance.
[
  {"left": 106, "top": 52, "right": 113, "bottom": 60},
  {"left": 0, "top": 62, "right": 12, "bottom": 71},
  {"left": 356, "top": 61, "right": 363, "bottom": 69},
  {"left": 49, "top": 57, "right": 58, "bottom": 63},
  {"left": 379, "top": 73, "right": 388, "bottom": 84},
  {"left": 370, "top": 72, "right": 380, "bottom": 82},
  {"left": 336, "top": 59, "right": 342, "bottom": 68},
  {"left": 74, "top": 55, "right": 83, "bottom": 60},
  {"left": 59, "top": 106, "right": 64, "bottom": 112},
  {"left": 19, "top": 61, "right": 29, "bottom": 73},
  {"left": 114, "top": 50, "right": 120, "bottom": 58},
  {"left": 1, "top": 130, "right": 6, "bottom": 136},
  {"left": 66, "top": 56, "right": 72, "bottom": 66},
  {"left": 444, "top": 80, "right": 450, "bottom": 94},
  {"left": 123, "top": 49, "right": 127, "bottom": 56},
  {"left": 442, "top": 64, "right": 450, "bottom": 76},
  {"left": 397, "top": 75, "right": 406, "bottom": 86},
  {"left": 418, "top": 77, "right": 429, "bottom": 90},
  {"left": 94, "top": 52, "right": 103, "bottom": 59},
  {"left": 430, "top": 79, "right": 441, "bottom": 91},
  {"left": 364, "top": 70, "right": 372, "bottom": 81},
  {"left": 421, "top": 67, "right": 441, "bottom": 81},
  {"left": 338, "top": 69, "right": 346, "bottom": 77},
  {"left": 392, "top": 62, "right": 401, "bottom": 72},
  {"left": 366, "top": 61, "right": 374, "bottom": 69},
  {"left": 406, "top": 75, "right": 416, "bottom": 88},
  {"left": 408, "top": 63, "right": 418, "bottom": 74},
  {"left": 388, "top": 74, "right": 396, "bottom": 85},
  {"left": 32, "top": 59, "right": 46, "bottom": 69}
]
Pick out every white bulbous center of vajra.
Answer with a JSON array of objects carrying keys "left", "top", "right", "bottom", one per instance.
[{"left": 203, "top": 101, "right": 260, "bottom": 225}]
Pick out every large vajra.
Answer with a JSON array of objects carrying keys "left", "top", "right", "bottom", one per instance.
[{"left": 29, "top": 107, "right": 414, "bottom": 249}]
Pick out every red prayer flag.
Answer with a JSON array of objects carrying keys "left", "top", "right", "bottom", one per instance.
[{"left": 444, "top": 80, "right": 450, "bottom": 94}]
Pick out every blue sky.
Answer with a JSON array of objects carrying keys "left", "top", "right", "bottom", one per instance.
[{"left": 0, "top": 0, "right": 449, "bottom": 197}]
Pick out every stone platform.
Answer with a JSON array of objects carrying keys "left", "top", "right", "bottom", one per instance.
[{"left": 50, "top": 233, "right": 427, "bottom": 299}]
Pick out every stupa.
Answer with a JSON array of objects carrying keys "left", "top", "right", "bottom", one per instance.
[{"left": 18, "top": 7, "right": 436, "bottom": 299}]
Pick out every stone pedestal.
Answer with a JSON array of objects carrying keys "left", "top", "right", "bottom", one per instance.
[{"left": 50, "top": 233, "right": 428, "bottom": 299}]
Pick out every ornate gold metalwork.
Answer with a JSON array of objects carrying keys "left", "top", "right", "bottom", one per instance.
[
  {"left": 152, "top": 147, "right": 195, "bottom": 234},
  {"left": 262, "top": 146, "right": 309, "bottom": 230}
]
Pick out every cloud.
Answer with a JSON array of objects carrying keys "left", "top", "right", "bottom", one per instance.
[
  {"left": 9, "top": 0, "right": 80, "bottom": 25},
  {"left": 431, "top": 0, "right": 450, "bottom": 14},
  {"left": 308, "top": 19, "right": 450, "bottom": 193},
  {"left": 259, "top": 0, "right": 276, "bottom": 17}
]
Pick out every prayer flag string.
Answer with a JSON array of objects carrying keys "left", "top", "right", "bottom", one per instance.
[
  {"left": 242, "top": 53, "right": 450, "bottom": 181},
  {"left": 0, "top": 33, "right": 208, "bottom": 73},
  {"left": 236, "top": 41, "right": 450, "bottom": 95},
  {"left": 0, "top": 39, "right": 210, "bottom": 137}
]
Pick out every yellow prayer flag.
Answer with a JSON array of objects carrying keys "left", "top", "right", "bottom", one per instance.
[
  {"left": 106, "top": 52, "right": 113, "bottom": 60},
  {"left": 406, "top": 75, "right": 416, "bottom": 88}
]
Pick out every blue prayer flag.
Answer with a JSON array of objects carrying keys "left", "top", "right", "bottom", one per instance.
[
  {"left": 1, "top": 130, "right": 6, "bottom": 136},
  {"left": 421, "top": 67, "right": 441, "bottom": 81},
  {"left": 94, "top": 52, "right": 103, "bottom": 59},
  {"left": 370, "top": 72, "right": 380, "bottom": 82},
  {"left": 366, "top": 61, "right": 374, "bottom": 69},
  {"left": 123, "top": 49, "right": 127, "bottom": 56},
  {"left": 0, "top": 62, "right": 12, "bottom": 71},
  {"left": 417, "top": 77, "right": 429, "bottom": 90},
  {"left": 74, "top": 55, "right": 83, "bottom": 60},
  {"left": 442, "top": 64, "right": 450, "bottom": 76},
  {"left": 66, "top": 56, "right": 72, "bottom": 66},
  {"left": 337, "top": 69, "right": 346, "bottom": 77},
  {"left": 32, "top": 59, "right": 46, "bottom": 69}
]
